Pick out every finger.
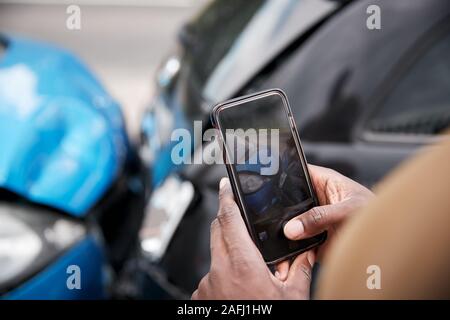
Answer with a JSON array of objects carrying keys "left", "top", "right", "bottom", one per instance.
[
  {"left": 218, "top": 177, "right": 235, "bottom": 208},
  {"left": 274, "top": 260, "right": 289, "bottom": 281},
  {"left": 307, "top": 164, "right": 341, "bottom": 179},
  {"left": 286, "top": 251, "right": 315, "bottom": 291},
  {"left": 284, "top": 201, "right": 351, "bottom": 240},
  {"left": 209, "top": 217, "right": 226, "bottom": 266},
  {"left": 217, "top": 178, "right": 255, "bottom": 250},
  {"left": 308, "top": 164, "right": 373, "bottom": 203},
  {"left": 306, "top": 164, "right": 337, "bottom": 204},
  {"left": 192, "top": 275, "right": 209, "bottom": 300}
]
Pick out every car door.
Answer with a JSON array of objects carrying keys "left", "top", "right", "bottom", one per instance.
[{"left": 250, "top": 0, "right": 450, "bottom": 187}]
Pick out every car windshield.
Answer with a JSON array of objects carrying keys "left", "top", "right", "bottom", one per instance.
[
  {"left": 183, "top": 0, "right": 337, "bottom": 104},
  {"left": 182, "top": 0, "right": 264, "bottom": 92}
]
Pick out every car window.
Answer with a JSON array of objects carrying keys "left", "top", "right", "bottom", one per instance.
[
  {"left": 184, "top": 0, "right": 264, "bottom": 89},
  {"left": 366, "top": 29, "right": 450, "bottom": 138},
  {"left": 255, "top": 0, "right": 450, "bottom": 143}
]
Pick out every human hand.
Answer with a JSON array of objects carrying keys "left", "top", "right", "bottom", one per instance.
[
  {"left": 284, "top": 165, "right": 374, "bottom": 259},
  {"left": 192, "top": 178, "right": 315, "bottom": 300}
]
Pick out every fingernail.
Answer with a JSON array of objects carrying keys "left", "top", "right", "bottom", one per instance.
[
  {"left": 274, "top": 271, "right": 280, "bottom": 279},
  {"left": 219, "top": 178, "right": 228, "bottom": 189},
  {"left": 284, "top": 220, "right": 304, "bottom": 239}
]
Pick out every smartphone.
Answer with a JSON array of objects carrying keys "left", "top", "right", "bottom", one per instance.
[{"left": 211, "top": 89, "right": 327, "bottom": 264}]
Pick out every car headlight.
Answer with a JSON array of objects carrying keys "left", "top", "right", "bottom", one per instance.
[
  {"left": 156, "top": 55, "right": 181, "bottom": 89},
  {"left": 0, "top": 202, "right": 86, "bottom": 293}
]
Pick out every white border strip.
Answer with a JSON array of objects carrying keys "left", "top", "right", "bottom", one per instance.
[{"left": 0, "top": 0, "right": 205, "bottom": 8}]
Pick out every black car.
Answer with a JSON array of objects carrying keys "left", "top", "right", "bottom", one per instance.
[{"left": 136, "top": 0, "right": 450, "bottom": 299}]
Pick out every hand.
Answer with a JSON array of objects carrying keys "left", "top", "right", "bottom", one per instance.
[
  {"left": 192, "top": 178, "right": 315, "bottom": 300},
  {"left": 284, "top": 165, "right": 374, "bottom": 259}
]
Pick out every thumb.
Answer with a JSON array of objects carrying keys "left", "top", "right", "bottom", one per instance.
[
  {"left": 217, "top": 178, "right": 255, "bottom": 251},
  {"left": 284, "top": 202, "right": 350, "bottom": 240}
]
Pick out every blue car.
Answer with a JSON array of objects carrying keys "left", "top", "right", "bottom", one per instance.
[{"left": 0, "top": 35, "right": 145, "bottom": 299}]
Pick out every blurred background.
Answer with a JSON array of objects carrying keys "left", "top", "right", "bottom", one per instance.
[
  {"left": 0, "top": 0, "right": 449, "bottom": 300},
  {"left": 0, "top": 0, "right": 207, "bottom": 138}
]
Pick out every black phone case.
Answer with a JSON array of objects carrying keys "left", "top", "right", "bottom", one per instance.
[{"left": 211, "top": 89, "right": 327, "bottom": 264}]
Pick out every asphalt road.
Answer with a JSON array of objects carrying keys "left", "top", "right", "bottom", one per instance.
[{"left": 0, "top": 2, "right": 205, "bottom": 138}]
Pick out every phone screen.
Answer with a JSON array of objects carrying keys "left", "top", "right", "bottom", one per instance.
[{"left": 215, "top": 91, "right": 326, "bottom": 263}]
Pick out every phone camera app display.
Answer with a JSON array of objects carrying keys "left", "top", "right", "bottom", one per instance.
[{"left": 217, "top": 92, "right": 321, "bottom": 261}]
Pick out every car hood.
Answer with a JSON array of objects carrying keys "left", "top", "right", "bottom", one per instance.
[{"left": 0, "top": 35, "right": 128, "bottom": 217}]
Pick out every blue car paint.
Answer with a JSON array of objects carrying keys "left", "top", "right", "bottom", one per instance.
[
  {"left": 152, "top": 142, "right": 179, "bottom": 186},
  {"left": 141, "top": 96, "right": 194, "bottom": 187},
  {"left": 0, "top": 35, "right": 129, "bottom": 217},
  {"left": 4, "top": 236, "right": 107, "bottom": 300},
  {"left": 0, "top": 35, "right": 128, "bottom": 299},
  {"left": 141, "top": 110, "right": 176, "bottom": 186}
]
